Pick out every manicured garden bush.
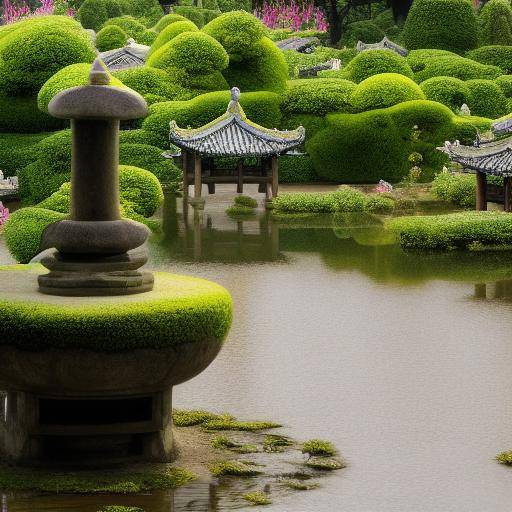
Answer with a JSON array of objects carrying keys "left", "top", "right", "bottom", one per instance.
[
  {"left": 373, "top": 9, "right": 396, "bottom": 31},
  {"left": 403, "top": 0, "right": 478, "bottom": 53},
  {"left": 0, "top": 133, "right": 47, "bottom": 177},
  {"left": 340, "top": 50, "right": 414, "bottom": 83},
  {"left": 102, "top": 15, "right": 146, "bottom": 40},
  {"left": 118, "top": 165, "right": 164, "bottom": 217},
  {"left": 431, "top": 170, "right": 476, "bottom": 207},
  {"left": 38, "top": 63, "right": 123, "bottom": 113},
  {"left": 174, "top": 6, "right": 206, "bottom": 27},
  {"left": 37, "top": 182, "right": 72, "bottom": 213},
  {"left": 478, "top": 0, "right": 512, "bottom": 46},
  {"left": 95, "top": 25, "right": 128, "bottom": 51},
  {"left": 387, "top": 211, "right": 512, "bottom": 250},
  {"left": 465, "top": 45, "right": 512, "bottom": 74},
  {"left": 278, "top": 155, "right": 316, "bottom": 183},
  {"left": 496, "top": 75, "right": 512, "bottom": 97},
  {"left": 148, "top": 20, "right": 198, "bottom": 56},
  {"left": 281, "top": 78, "right": 356, "bottom": 116},
  {"left": 350, "top": 73, "right": 425, "bottom": 111},
  {"left": 3, "top": 207, "right": 66, "bottom": 263},
  {"left": 340, "top": 20, "right": 384, "bottom": 47},
  {"left": 153, "top": 13, "right": 188, "bottom": 32},
  {"left": 364, "top": 194, "right": 396, "bottom": 213},
  {"left": 466, "top": 79, "right": 509, "bottom": 118},
  {"left": 419, "top": 76, "right": 471, "bottom": 112},
  {"left": 142, "top": 90, "right": 282, "bottom": 147},
  {"left": 282, "top": 47, "right": 355, "bottom": 79},
  {"left": 280, "top": 113, "right": 326, "bottom": 139}
]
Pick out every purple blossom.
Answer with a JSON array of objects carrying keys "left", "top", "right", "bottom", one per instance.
[
  {"left": 2, "top": 0, "right": 73, "bottom": 24},
  {"left": 254, "top": 0, "right": 328, "bottom": 32},
  {"left": 0, "top": 202, "right": 9, "bottom": 227}
]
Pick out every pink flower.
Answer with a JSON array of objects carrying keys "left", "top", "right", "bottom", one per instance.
[
  {"left": 255, "top": 0, "right": 328, "bottom": 32},
  {"left": 0, "top": 202, "right": 9, "bottom": 227}
]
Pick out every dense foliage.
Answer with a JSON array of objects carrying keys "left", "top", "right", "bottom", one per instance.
[
  {"left": 478, "top": 0, "right": 512, "bottom": 46},
  {"left": 341, "top": 50, "right": 414, "bottom": 83}
]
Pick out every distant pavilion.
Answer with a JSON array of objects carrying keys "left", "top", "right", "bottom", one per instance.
[
  {"left": 439, "top": 119, "right": 512, "bottom": 212},
  {"left": 168, "top": 87, "right": 305, "bottom": 203},
  {"left": 356, "top": 37, "right": 408, "bottom": 57}
]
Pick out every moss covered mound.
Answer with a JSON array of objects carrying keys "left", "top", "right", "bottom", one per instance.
[{"left": 0, "top": 269, "right": 232, "bottom": 351}]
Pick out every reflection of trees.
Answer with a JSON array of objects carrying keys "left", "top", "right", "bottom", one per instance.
[{"left": 474, "top": 280, "right": 512, "bottom": 301}]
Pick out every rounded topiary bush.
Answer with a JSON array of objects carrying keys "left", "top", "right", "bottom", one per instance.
[
  {"left": 281, "top": 78, "right": 356, "bottom": 116},
  {"left": 465, "top": 45, "right": 512, "bottom": 74},
  {"left": 341, "top": 50, "right": 414, "bottom": 83},
  {"left": 0, "top": 16, "right": 96, "bottom": 96},
  {"left": 38, "top": 62, "right": 123, "bottom": 113},
  {"left": 78, "top": 0, "right": 125, "bottom": 31},
  {"left": 174, "top": 6, "right": 206, "bottom": 27},
  {"left": 153, "top": 13, "right": 188, "bottom": 32},
  {"left": 148, "top": 20, "right": 198, "bottom": 56},
  {"left": 420, "top": 76, "right": 471, "bottom": 111},
  {"left": 350, "top": 73, "right": 425, "bottom": 111},
  {"left": 147, "top": 31, "right": 228, "bottom": 75},
  {"left": 403, "top": 0, "right": 478, "bottom": 53},
  {"left": 496, "top": 75, "right": 512, "bottom": 97},
  {"left": 102, "top": 15, "right": 147, "bottom": 40},
  {"left": 96, "top": 25, "right": 128, "bottom": 52},
  {"left": 341, "top": 20, "right": 385, "bottom": 47},
  {"left": 119, "top": 165, "right": 164, "bottom": 217},
  {"left": 478, "top": 0, "right": 512, "bottom": 46},
  {"left": 202, "top": 10, "right": 266, "bottom": 61},
  {"left": 3, "top": 207, "right": 66, "bottom": 263},
  {"left": 466, "top": 79, "right": 509, "bottom": 118}
]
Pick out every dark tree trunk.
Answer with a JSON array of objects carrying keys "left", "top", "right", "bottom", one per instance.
[{"left": 389, "top": 0, "right": 413, "bottom": 23}]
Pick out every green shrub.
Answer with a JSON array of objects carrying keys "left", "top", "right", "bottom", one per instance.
[
  {"left": 403, "top": 0, "right": 478, "bottom": 53},
  {"left": 478, "top": 0, "right": 512, "bottom": 46},
  {"left": 496, "top": 75, "right": 512, "bottom": 97},
  {"left": 148, "top": 20, "right": 198, "bottom": 56},
  {"left": 243, "top": 492, "right": 271, "bottom": 505},
  {"left": 38, "top": 62, "right": 123, "bottom": 113},
  {"left": 280, "top": 113, "right": 326, "bottom": 139},
  {"left": 410, "top": 54, "right": 502, "bottom": 82},
  {"left": 142, "top": 90, "right": 282, "bottom": 146},
  {"left": 281, "top": 78, "right": 356, "bottom": 116},
  {"left": 387, "top": 211, "right": 512, "bottom": 250},
  {"left": 147, "top": 31, "right": 228, "bottom": 75},
  {"left": 373, "top": 9, "right": 396, "bottom": 31},
  {"left": 364, "top": 194, "right": 395, "bottom": 213},
  {"left": 234, "top": 195, "right": 257, "bottom": 208},
  {"left": 350, "top": 73, "right": 425, "bottom": 111},
  {"left": 37, "top": 182, "right": 72, "bottom": 213},
  {"left": 217, "top": 0, "right": 251, "bottom": 12},
  {"left": 302, "top": 439, "right": 336, "bottom": 457},
  {"left": 278, "top": 154, "right": 317, "bottom": 183},
  {"left": 153, "top": 13, "right": 188, "bottom": 32},
  {"left": 118, "top": 165, "right": 163, "bottom": 217},
  {"left": 0, "top": 16, "right": 96, "bottom": 96},
  {"left": 341, "top": 49, "right": 414, "bottom": 83},
  {"left": 431, "top": 170, "right": 476, "bottom": 207},
  {"left": 465, "top": 45, "right": 512, "bottom": 74},
  {"left": 102, "top": 15, "right": 146, "bottom": 39},
  {"left": 466, "top": 79, "right": 509, "bottom": 118},
  {"left": 0, "top": 133, "right": 47, "bottom": 177},
  {"left": 78, "top": 0, "right": 124, "bottom": 31},
  {"left": 203, "top": 10, "right": 265, "bottom": 60},
  {"left": 419, "top": 76, "right": 471, "bottom": 111},
  {"left": 119, "top": 128, "right": 163, "bottom": 146},
  {"left": 174, "top": 6, "right": 206, "bottom": 27},
  {"left": 341, "top": 20, "right": 385, "bottom": 47},
  {"left": 226, "top": 205, "right": 256, "bottom": 217},
  {"left": 3, "top": 207, "right": 66, "bottom": 263},
  {"left": 96, "top": 24, "right": 128, "bottom": 51}
]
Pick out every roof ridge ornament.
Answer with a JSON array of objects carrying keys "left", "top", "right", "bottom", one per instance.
[{"left": 227, "top": 87, "right": 245, "bottom": 118}]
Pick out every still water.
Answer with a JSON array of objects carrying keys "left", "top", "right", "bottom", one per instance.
[{"left": 3, "top": 191, "right": 512, "bottom": 511}]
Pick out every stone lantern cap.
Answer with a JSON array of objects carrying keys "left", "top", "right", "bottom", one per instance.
[{"left": 48, "top": 58, "right": 148, "bottom": 120}]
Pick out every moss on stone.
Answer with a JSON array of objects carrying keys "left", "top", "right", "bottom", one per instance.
[
  {"left": 202, "top": 419, "right": 281, "bottom": 431},
  {"left": 280, "top": 479, "right": 319, "bottom": 490},
  {"left": 234, "top": 195, "right": 258, "bottom": 208},
  {"left": 173, "top": 409, "right": 230, "bottom": 427},
  {"left": 0, "top": 270, "right": 232, "bottom": 352},
  {"left": 226, "top": 205, "right": 256, "bottom": 218},
  {"left": 97, "top": 507, "right": 145, "bottom": 512},
  {"left": 263, "top": 434, "right": 294, "bottom": 452},
  {"left": 302, "top": 439, "right": 336, "bottom": 457},
  {"left": 496, "top": 450, "right": 512, "bottom": 465},
  {"left": 243, "top": 491, "right": 271, "bottom": 505},
  {"left": 304, "top": 457, "right": 345, "bottom": 471},
  {"left": 0, "top": 465, "right": 193, "bottom": 493},
  {"left": 209, "top": 460, "right": 262, "bottom": 476}
]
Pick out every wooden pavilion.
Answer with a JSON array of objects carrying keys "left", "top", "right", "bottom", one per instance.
[
  {"left": 439, "top": 121, "right": 512, "bottom": 211},
  {"left": 168, "top": 87, "right": 305, "bottom": 204}
]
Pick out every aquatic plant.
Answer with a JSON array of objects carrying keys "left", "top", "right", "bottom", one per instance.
[
  {"left": 234, "top": 195, "right": 258, "bottom": 208},
  {"left": 280, "top": 478, "right": 319, "bottom": 490},
  {"left": 212, "top": 435, "right": 238, "bottom": 449},
  {"left": 263, "top": 434, "right": 294, "bottom": 452},
  {"left": 496, "top": 450, "right": 512, "bottom": 464},
  {"left": 97, "top": 507, "right": 145, "bottom": 512},
  {"left": 302, "top": 439, "right": 336, "bottom": 457},
  {"left": 243, "top": 491, "right": 272, "bottom": 505},
  {"left": 173, "top": 409, "right": 228, "bottom": 427},
  {"left": 209, "top": 460, "right": 262, "bottom": 476},
  {"left": 202, "top": 418, "right": 281, "bottom": 431},
  {"left": 226, "top": 205, "right": 257, "bottom": 218},
  {"left": 304, "top": 457, "right": 345, "bottom": 471}
]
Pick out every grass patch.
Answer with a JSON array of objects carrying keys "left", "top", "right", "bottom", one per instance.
[
  {"left": 232, "top": 444, "right": 259, "bottom": 454},
  {"left": 234, "top": 195, "right": 258, "bottom": 208},
  {"left": 203, "top": 419, "right": 281, "bottom": 431},
  {"left": 302, "top": 439, "right": 336, "bottom": 457},
  {"left": 263, "top": 434, "right": 294, "bottom": 452},
  {"left": 172, "top": 409, "right": 228, "bottom": 427},
  {"left": 243, "top": 491, "right": 272, "bottom": 505},
  {"left": 281, "top": 479, "right": 319, "bottom": 490},
  {"left": 211, "top": 436, "right": 259, "bottom": 453},
  {"left": 0, "top": 466, "right": 194, "bottom": 494},
  {"left": 304, "top": 457, "right": 345, "bottom": 471},
  {"left": 97, "top": 507, "right": 145, "bottom": 512},
  {"left": 226, "top": 205, "right": 257, "bottom": 218},
  {"left": 209, "top": 460, "right": 262, "bottom": 477}
]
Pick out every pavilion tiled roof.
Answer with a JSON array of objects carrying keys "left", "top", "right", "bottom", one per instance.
[
  {"left": 356, "top": 37, "right": 408, "bottom": 57},
  {"left": 169, "top": 88, "right": 305, "bottom": 157}
]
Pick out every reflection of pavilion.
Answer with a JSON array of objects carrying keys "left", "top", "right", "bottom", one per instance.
[{"left": 474, "top": 280, "right": 512, "bottom": 301}]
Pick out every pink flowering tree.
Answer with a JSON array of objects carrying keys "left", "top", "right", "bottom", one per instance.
[
  {"left": 254, "top": 0, "right": 328, "bottom": 32},
  {"left": 2, "top": 0, "right": 74, "bottom": 24}
]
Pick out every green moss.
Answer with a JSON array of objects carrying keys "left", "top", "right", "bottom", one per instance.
[
  {"left": 211, "top": 435, "right": 237, "bottom": 448},
  {"left": 97, "top": 507, "right": 145, "bottom": 512},
  {"left": 234, "top": 195, "right": 258, "bottom": 208},
  {"left": 263, "top": 435, "right": 294, "bottom": 452},
  {"left": 173, "top": 409, "right": 226, "bottom": 426},
  {"left": 364, "top": 194, "right": 395, "bottom": 213},
  {"left": 304, "top": 457, "right": 345, "bottom": 471},
  {"left": 402, "top": 0, "right": 478, "bottom": 53},
  {"left": 243, "top": 491, "right": 271, "bottom": 505},
  {"left": 0, "top": 465, "right": 194, "bottom": 493},
  {"left": 202, "top": 419, "right": 281, "bottom": 431},
  {"left": 302, "top": 439, "right": 336, "bottom": 457},
  {"left": 496, "top": 450, "right": 512, "bottom": 465},
  {"left": 281, "top": 479, "right": 319, "bottom": 490},
  {"left": 387, "top": 211, "right": 512, "bottom": 250},
  {"left": 350, "top": 73, "right": 425, "bottom": 111},
  {"left": 0, "top": 270, "right": 233, "bottom": 351},
  {"left": 209, "top": 460, "right": 262, "bottom": 476},
  {"left": 226, "top": 205, "right": 256, "bottom": 218},
  {"left": 96, "top": 25, "right": 128, "bottom": 52}
]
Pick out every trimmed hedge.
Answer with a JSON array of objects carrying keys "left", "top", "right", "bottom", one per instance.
[
  {"left": 281, "top": 78, "right": 356, "bottom": 116},
  {"left": 142, "top": 90, "right": 282, "bottom": 147},
  {"left": 38, "top": 63, "right": 124, "bottom": 113},
  {"left": 119, "top": 165, "right": 163, "bottom": 217},
  {"left": 350, "top": 73, "right": 425, "bottom": 111},
  {"left": 496, "top": 75, "right": 512, "bottom": 97},
  {"left": 174, "top": 6, "right": 206, "bottom": 27},
  {"left": 37, "top": 182, "right": 72, "bottom": 213},
  {"left": 340, "top": 20, "right": 385, "bottom": 47},
  {"left": 420, "top": 76, "right": 471, "bottom": 111},
  {"left": 102, "top": 15, "right": 146, "bottom": 39},
  {"left": 0, "top": 133, "right": 47, "bottom": 177},
  {"left": 217, "top": 0, "right": 251, "bottom": 11},
  {"left": 478, "top": 0, "right": 512, "bottom": 46},
  {"left": 278, "top": 155, "right": 316, "bottom": 183},
  {"left": 96, "top": 25, "right": 128, "bottom": 51},
  {"left": 431, "top": 170, "right": 475, "bottom": 207},
  {"left": 465, "top": 45, "right": 512, "bottom": 74},
  {"left": 3, "top": 207, "right": 66, "bottom": 263},
  {"left": 280, "top": 113, "right": 327, "bottom": 139},
  {"left": 0, "top": 270, "right": 232, "bottom": 352},
  {"left": 340, "top": 50, "right": 414, "bottom": 83},
  {"left": 153, "top": 13, "right": 188, "bottom": 32},
  {"left": 148, "top": 20, "right": 198, "bottom": 56},
  {"left": 402, "top": 0, "right": 478, "bottom": 53},
  {"left": 466, "top": 79, "right": 509, "bottom": 118},
  {"left": 387, "top": 211, "right": 512, "bottom": 250}
]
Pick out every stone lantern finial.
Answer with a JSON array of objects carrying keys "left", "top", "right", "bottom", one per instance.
[{"left": 89, "top": 57, "right": 110, "bottom": 85}]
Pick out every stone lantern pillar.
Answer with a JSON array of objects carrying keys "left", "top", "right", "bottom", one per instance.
[{"left": 37, "top": 58, "right": 153, "bottom": 296}]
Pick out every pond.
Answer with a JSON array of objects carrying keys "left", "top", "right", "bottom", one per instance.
[{"left": 3, "top": 191, "right": 512, "bottom": 511}]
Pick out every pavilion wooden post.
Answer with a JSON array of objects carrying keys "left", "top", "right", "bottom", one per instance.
[
  {"left": 236, "top": 159, "right": 243, "bottom": 194},
  {"left": 182, "top": 150, "right": 189, "bottom": 199},
  {"left": 476, "top": 171, "right": 487, "bottom": 211},
  {"left": 504, "top": 176, "right": 512, "bottom": 212},
  {"left": 193, "top": 152, "right": 202, "bottom": 201},
  {"left": 271, "top": 155, "right": 279, "bottom": 198}
]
